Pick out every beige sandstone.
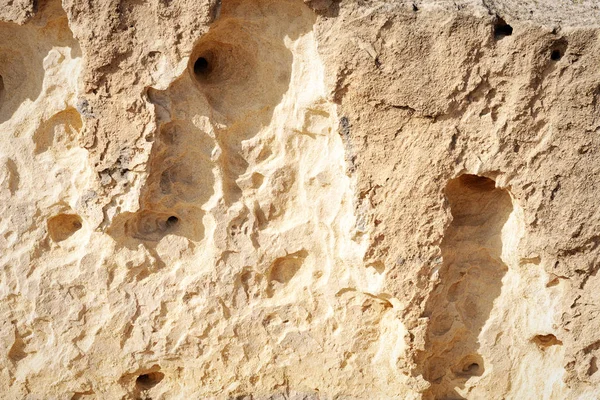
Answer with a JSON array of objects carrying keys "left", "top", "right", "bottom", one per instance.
[{"left": 1, "top": 0, "right": 600, "bottom": 398}]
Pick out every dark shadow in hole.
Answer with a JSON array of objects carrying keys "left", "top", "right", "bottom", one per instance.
[
  {"left": 415, "top": 174, "right": 514, "bottom": 399},
  {"left": 550, "top": 49, "right": 562, "bottom": 61},
  {"left": 136, "top": 371, "right": 164, "bottom": 391},
  {"left": 193, "top": 56, "right": 210, "bottom": 76},
  {"left": 0, "top": 3, "right": 81, "bottom": 124},
  {"left": 493, "top": 17, "right": 513, "bottom": 39},
  {"left": 166, "top": 215, "right": 179, "bottom": 227},
  {"left": 549, "top": 39, "right": 568, "bottom": 63}
]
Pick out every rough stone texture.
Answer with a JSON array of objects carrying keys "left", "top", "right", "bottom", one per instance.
[{"left": 1, "top": 0, "right": 600, "bottom": 399}]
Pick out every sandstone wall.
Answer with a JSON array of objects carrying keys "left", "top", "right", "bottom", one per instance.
[{"left": 1, "top": 0, "right": 599, "bottom": 399}]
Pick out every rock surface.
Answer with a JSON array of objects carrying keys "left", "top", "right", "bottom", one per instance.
[{"left": 1, "top": 0, "right": 600, "bottom": 398}]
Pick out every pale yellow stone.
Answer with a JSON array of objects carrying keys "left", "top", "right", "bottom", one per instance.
[{"left": 1, "top": 0, "right": 599, "bottom": 399}]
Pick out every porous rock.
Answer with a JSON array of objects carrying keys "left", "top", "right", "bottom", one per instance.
[{"left": 1, "top": 0, "right": 600, "bottom": 398}]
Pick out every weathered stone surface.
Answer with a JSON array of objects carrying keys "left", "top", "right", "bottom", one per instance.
[{"left": 1, "top": 0, "right": 599, "bottom": 398}]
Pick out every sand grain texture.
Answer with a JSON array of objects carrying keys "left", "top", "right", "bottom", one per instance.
[{"left": 0, "top": 0, "right": 599, "bottom": 398}]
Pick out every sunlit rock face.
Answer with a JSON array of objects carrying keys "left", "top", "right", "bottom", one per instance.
[{"left": 1, "top": 0, "right": 600, "bottom": 398}]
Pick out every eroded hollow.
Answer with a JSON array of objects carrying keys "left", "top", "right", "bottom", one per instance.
[
  {"left": 188, "top": 40, "right": 255, "bottom": 88},
  {"left": 47, "top": 214, "right": 83, "bottom": 242},
  {"left": 185, "top": 5, "right": 304, "bottom": 117},
  {"left": 463, "top": 363, "right": 480, "bottom": 375},
  {"left": 532, "top": 334, "right": 562, "bottom": 349},
  {"left": 456, "top": 354, "right": 485, "bottom": 378},
  {"left": 33, "top": 108, "right": 82, "bottom": 154},
  {"left": 417, "top": 174, "right": 514, "bottom": 399},
  {"left": 269, "top": 250, "right": 308, "bottom": 284},
  {"left": 125, "top": 211, "right": 184, "bottom": 242},
  {"left": 113, "top": 0, "right": 313, "bottom": 247},
  {"left": 136, "top": 371, "right": 164, "bottom": 391},
  {"left": 266, "top": 250, "right": 308, "bottom": 297}
]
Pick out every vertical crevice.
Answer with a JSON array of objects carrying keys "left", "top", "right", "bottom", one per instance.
[{"left": 417, "top": 174, "right": 514, "bottom": 399}]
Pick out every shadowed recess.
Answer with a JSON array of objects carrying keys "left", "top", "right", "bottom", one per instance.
[
  {"left": 494, "top": 17, "right": 513, "bottom": 39},
  {"left": 0, "top": 6, "right": 81, "bottom": 124},
  {"left": 136, "top": 371, "right": 164, "bottom": 391},
  {"left": 416, "top": 174, "right": 514, "bottom": 400},
  {"left": 108, "top": 0, "right": 316, "bottom": 249},
  {"left": 47, "top": 213, "right": 83, "bottom": 242},
  {"left": 266, "top": 249, "right": 308, "bottom": 297}
]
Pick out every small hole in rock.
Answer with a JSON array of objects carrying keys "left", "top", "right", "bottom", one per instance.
[
  {"left": 494, "top": 18, "right": 513, "bottom": 38},
  {"left": 532, "top": 333, "right": 562, "bottom": 348},
  {"left": 48, "top": 214, "right": 83, "bottom": 242},
  {"left": 136, "top": 371, "right": 164, "bottom": 391},
  {"left": 194, "top": 57, "right": 210, "bottom": 76},
  {"left": 166, "top": 216, "right": 179, "bottom": 227},
  {"left": 463, "top": 363, "right": 480, "bottom": 375},
  {"left": 550, "top": 49, "right": 562, "bottom": 61},
  {"left": 455, "top": 354, "right": 485, "bottom": 377}
]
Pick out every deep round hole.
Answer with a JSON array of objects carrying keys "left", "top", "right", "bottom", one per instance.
[
  {"left": 194, "top": 57, "right": 210, "bottom": 75},
  {"left": 166, "top": 216, "right": 179, "bottom": 227},
  {"left": 136, "top": 371, "right": 164, "bottom": 390},
  {"left": 494, "top": 18, "right": 513, "bottom": 38},
  {"left": 550, "top": 49, "right": 562, "bottom": 61}
]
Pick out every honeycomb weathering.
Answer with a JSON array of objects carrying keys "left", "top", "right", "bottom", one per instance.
[{"left": 1, "top": 0, "right": 600, "bottom": 398}]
